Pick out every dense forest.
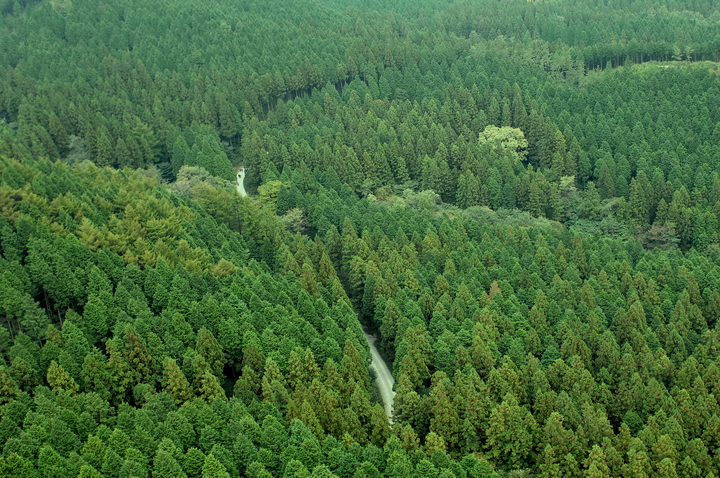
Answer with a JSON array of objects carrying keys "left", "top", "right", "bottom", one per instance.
[{"left": 1, "top": 0, "right": 720, "bottom": 476}]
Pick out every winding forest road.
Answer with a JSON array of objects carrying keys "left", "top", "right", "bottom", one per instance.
[{"left": 363, "top": 330, "right": 395, "bottom": 422}]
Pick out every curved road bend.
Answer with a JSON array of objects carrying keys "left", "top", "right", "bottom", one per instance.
[{"left": 363, "top": 330, "right": 395, "bottom": 422}]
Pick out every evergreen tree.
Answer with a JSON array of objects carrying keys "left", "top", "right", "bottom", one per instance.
[
  {"left": 196, "top": 328, "right": 227, "bottom": 378},
  {"left": 46, "top": 360, "right": 79, "bottom": 395},
  {"left": 201, "top": 454, "right": 230, "bottom": 478},
  {"left": 486, "top": 393, "right": 538, "bottom": 468},
  {"left": 163, "top": 357, "right": 192, "bottom": 405}
]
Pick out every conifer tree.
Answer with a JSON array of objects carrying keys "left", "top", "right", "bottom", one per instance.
[
  {"left": 46, "top": 360, "right": 79, "bottom": 395},
  {"left": 153, "top": 448, "right": 188, "bottom": 478},
  {"left": 106, "top": 338, "right": 132, "bottom": 404},
  {"left": 486, "top": 393, "right": 538, "bottom": 468},
  {"left": 429, "top": 378, "right": 461, "bottom": 451},
  {"left": 163, "top": 357, "right": 192, "bottom": 405},
  {"left": 196, "top": 328, "right": 227, "bottom": 378},
  {"left": 82, "top": 347, "right": 111, "bottom": 399},
  {"left": 340, "top": 340, "right": 369, "bottom": 387},
  {"left": 201, "top": 454, "right": 230, "bottom": 478},
  {"left": 198, "top": 371, "right": 226, "bottom": 403}
]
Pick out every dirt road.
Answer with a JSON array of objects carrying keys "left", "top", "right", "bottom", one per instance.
[{"left": 363, "top": 330, "right": 395, "bottom": 422}]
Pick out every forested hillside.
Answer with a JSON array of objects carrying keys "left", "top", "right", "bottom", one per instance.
[{"left": 1, "top": 0, "right": 720, "bottom": 477}]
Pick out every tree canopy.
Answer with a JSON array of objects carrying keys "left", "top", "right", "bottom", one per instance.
[{"left": 2, "top": 0, "right": 720, "bottom": 476}]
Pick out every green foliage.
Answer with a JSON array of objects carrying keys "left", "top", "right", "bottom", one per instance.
[
  {"left": 478, "top": 126, "right": 528, "bottom": 161},
  {"left": 280, "top": 164, "right": 720, "bottom": 475},
  {"left": 1, "top": 0, "right": 720, "bottom": 476}
]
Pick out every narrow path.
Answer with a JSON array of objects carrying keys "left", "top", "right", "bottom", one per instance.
[{"left": 363, "top": 329, "right": 395, "bottom": 422}]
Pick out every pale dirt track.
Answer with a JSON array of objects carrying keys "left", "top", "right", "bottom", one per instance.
[{"left": 363, "top": 330, "right": 395, "bottom": 422}]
